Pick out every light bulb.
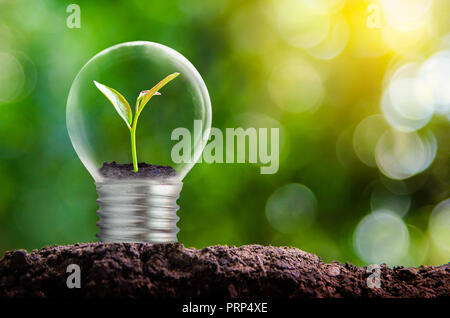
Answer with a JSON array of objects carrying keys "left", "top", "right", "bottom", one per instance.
[{"left": 66, "top": 41, "right": 211, "bottom": 243}]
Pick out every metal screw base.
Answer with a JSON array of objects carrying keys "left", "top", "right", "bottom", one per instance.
[{"left": 95, "top": 179, "right": 183, "bottom": 243}]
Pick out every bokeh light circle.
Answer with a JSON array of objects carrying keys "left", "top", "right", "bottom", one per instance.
[
  {"left": 388, "top": 74, "right": 433, "bottom": 121},
  {"left": 380, "top": 172, "right": 429, "bottom": 195},
  {"left": 268, "top": 58, "right": 324, "bottom": 113},
  {"left": 265, "top": 183, "right": 317, "bottom": 234},
  {"left": 354, "top": 210, "right": 410, "bottom": 265},
  {"left": 405, "top": 225, "right": 429, "bottom": 266},
  {"left": 235, "top": 112, "right": 290, "bottom": 164},
  {"left": 277, "top": 0, "right": 331, "bottom": 49},
  {"left": 375, "top": 128, "right": 437, "bottom": 180},
  {"left": 382, "top": 63, "right": 434, "bottom": 132},
  {"left": 353, "top": 115, "right": 388, "bottom": 167},
  {"left": 370, "top": 183, "right": 411, "bottom": 217},
  {"left": 307, "top": 14, "right": 350, "bottom": 60},
  {"left": 429, "top": 198, "right": 450, "bottom": 255},
  {"left": 381, "top": 0, "right": 432, "bottom": 32},
  {"left": 0, "top": 52, "right": 24, "bottom": 104},
  {"left": 381, "top": 23, "right": 431, "bottom": 57},
  {"left": 418, "top": 50, "right": 450, "bottom": 116}
]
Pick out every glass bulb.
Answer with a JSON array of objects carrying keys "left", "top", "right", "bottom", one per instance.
[{"left": 66, "top": 41, "right": 211, "bottom": 243}]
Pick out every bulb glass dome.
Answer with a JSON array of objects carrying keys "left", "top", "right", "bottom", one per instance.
[{"left": 67, "top": 41, "right": 211, "bottom": 181}]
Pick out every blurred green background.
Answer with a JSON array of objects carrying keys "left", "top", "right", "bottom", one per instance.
[{"left": 0, "top": 0, "right": 449, "bottom": 266}]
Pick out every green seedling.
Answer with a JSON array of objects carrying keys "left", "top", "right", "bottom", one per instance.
[{"left": 94, "top": 72, "right": 180, "bottom": 172}]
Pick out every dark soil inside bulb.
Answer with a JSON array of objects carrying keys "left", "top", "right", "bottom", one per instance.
[{"left": 99, "top": 161, "right": 178, "bottom": 179}]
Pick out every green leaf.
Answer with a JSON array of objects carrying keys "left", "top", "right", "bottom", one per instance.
[
  {"left": 137, "top": 72, "right": 180, "bottom": 116},
  {"left": 94, "top": 81, "right": 133, "bottom": 128},
  {"left": 136, "top": 91, "right": 160, "bottom": 113}
]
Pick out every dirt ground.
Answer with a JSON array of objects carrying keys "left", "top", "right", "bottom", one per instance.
[{"left": 0, "top": 243, "right": 448, "bottom": 298}]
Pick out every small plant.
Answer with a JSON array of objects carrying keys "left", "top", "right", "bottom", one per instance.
[{"left": 94, "top": 72, "right": 180, "bottom": 172}]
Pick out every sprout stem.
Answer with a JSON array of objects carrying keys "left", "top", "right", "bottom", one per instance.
[{"left": 130, "top": 127, "right": 138, "bottom": 172}]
